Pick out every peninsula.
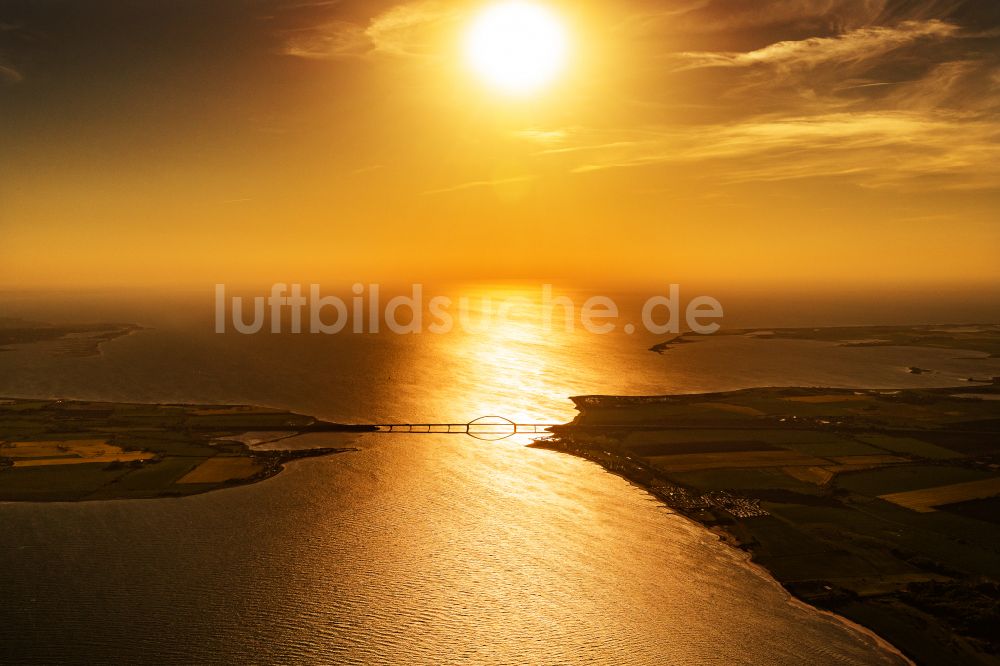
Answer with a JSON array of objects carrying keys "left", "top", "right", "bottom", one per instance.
[
  {"left": 534, "top": 384, "right": 1000, "bottom": 665},
  {"left": 0, "top": 398, "right": 372, "bottom": 501}
]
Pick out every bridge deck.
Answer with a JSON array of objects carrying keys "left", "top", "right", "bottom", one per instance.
[{"left": 374, "top": 423, "right": 555, "bottom": 435}]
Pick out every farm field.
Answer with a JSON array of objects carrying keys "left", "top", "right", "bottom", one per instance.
[
  {"left": 0, "top": 398, "right": 362, "bottom": 501},
  {"left": 535, "top": 383, "right": 1000, "bottom": 664}
]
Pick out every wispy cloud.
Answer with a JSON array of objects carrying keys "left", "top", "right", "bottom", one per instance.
[
  {"left": 534, "top": 3, "right": 1000, "bottom": 192},
  {"left": 668, "top": 20, "right": 959, "bottom": 72},
  {"left": 0, "top": 20, "right": 31, "bottom": 83},
  {"left": 622, "top": 0, "right": 986, "bottom": 37},
  {"left": 282, "top": 20, "right": 367, "bottom": 59},
  {"left": 278, "top": 0, "right": 1000, "bottom": 193},
  {"left": 282, "top": 1, "right": 457, "bottom": 59},
  {"left": 510, "top": 129, "right": 570, "bottom": 145},
  {"left": 0, "top": 61, "right": 22, "bottom": 83},
  {"left": 624, "top": 0, "right": 893, "bottom": 35},
  {"left": 422, "top": 174, "right": 535, "bottom": 196},
  {"left": 884, "top": 59, "right": 1000, "bottom": 112},
  {"left": 555, "top": 111, "right": 1000, "bottom": 190}
]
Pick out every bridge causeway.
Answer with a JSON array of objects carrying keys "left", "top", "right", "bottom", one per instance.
[{"left": 371, "top": 416, "right": 554, "bottom": 439}]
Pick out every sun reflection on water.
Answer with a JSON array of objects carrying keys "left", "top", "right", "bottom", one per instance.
[{"left": 423, "top": 284, "right": 597, "bottom": 426}]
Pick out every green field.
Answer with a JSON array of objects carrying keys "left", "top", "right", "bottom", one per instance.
[
  {"left": 0, "top": 398, "right": 356, "bottom": 501},
  {"left": 835, "top": 465, "right": 991, "bottom": 497},
  {"left": 854, "top": 434, "right": 961, "bottom": 460},
  {"left": 539, "top": 381, "right": 1000, "bottom": 664}
]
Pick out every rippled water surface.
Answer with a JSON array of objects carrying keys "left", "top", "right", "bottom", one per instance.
[{"left": 4, "top": 290, "right": 994, "bottom": 664}]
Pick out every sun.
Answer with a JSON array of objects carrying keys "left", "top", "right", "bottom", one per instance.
[{"left": 463, "top": 2, "right": 570, "bottom": 97}]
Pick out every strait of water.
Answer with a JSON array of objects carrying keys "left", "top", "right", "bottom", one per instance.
[{"left": 3, "top": 289, "right": 997, "bottom": 664}]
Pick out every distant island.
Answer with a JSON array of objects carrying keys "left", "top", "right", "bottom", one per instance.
[
  {"left": 5, "top": 321, "right": 999, "bottom": 663},
  {"left": 717, "top": 323, "right": 1000, "bottom": 359},
  {"left": 0, "top": 399, "right": 372, "bottom": 501},
  {"left": 533, "top": 384, "right": 1000, "bottom": 665},
  {"left": 0, "top": 317, "right": 145, "bottom": 357},
  {"left": 651, "top": 323, "right": 1000, "bottom": 367}
]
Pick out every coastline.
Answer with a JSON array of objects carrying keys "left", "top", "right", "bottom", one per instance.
[
  {"left": 530, "top": 384, "right": 1000, "bottom": 665},
  {"left": 530, "top": 437, "right": 914, "bottom": 665},
  {"left": 0, "top": 447, "right": 354, "bottom": 504},
  {"left": 0, "top": 397, "right": 368, "bottom": 502},
  {"left": 4, "top": 388, "right": 998, "bottom": 662}
]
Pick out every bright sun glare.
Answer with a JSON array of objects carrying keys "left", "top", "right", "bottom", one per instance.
[{"left": 463, "top": 1, "right": 570, "bottom": 96}]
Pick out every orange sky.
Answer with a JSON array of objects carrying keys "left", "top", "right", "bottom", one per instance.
[{"left": 1, "top": 0, "right": 998, "bottom": 290}]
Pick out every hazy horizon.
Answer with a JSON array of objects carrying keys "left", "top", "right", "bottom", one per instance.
[
  {"left": 2, "top": 1, "right": 999, "bottom": 290},
  {"left": 2, "top": 282, "right": 999, "bottom": 331}
]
